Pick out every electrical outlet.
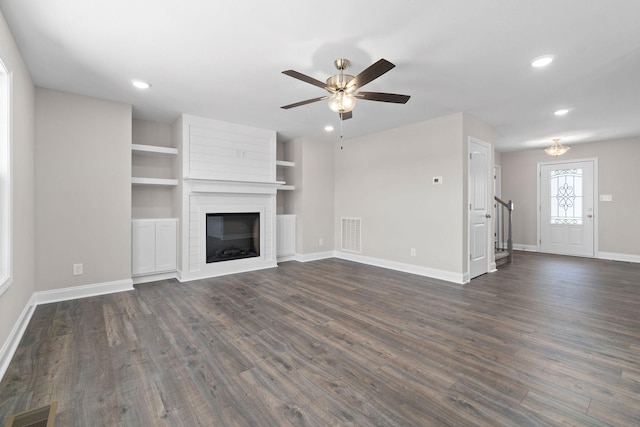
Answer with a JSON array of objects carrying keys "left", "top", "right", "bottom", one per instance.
[
  {"left": 410, "top": 248, "right": 416, "bottom": 257},
  {"left": 319, "top": 238, "right": 324, "bottom": 246},
  {"left": 73, "top": 263, "right": 83, "bottom": 275}
]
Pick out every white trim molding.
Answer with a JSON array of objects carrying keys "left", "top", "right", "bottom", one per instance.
[
  {"left": 598, "top": 252, "right": 640, "bottom": 264},
  {"left": 294, "top": 251, "right": 336, "bottom": 263},
  {"left": 335, "top": 251, "right": 466, "bottom": 284},
  {"left": 33, "top": 279, "right": 133, "bottom": 305},
  {"left": 0, "top": 278, "right": 134, "bottom": 382},
  {"left": 513, "top": 243, "right": 539, "bottom": 252},
  {"left": 0, "top": 294, "right": 37, "bottom": 382}
]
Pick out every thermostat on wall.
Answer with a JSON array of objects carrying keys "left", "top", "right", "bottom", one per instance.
[{"left": 433, "top": 176, "right": 443, "bottom": 185}]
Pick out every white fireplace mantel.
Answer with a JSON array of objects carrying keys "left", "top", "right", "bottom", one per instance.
[
  {"left": 176, "top": 114, "right": 279, "bottom": 282},
  {"left": 185, "top": 178, "right": 281, "bottom": 195}
]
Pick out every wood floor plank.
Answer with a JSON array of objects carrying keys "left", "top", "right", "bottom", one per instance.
[{"left": 2, "top": 251, "right": 640, "bottom": 426}]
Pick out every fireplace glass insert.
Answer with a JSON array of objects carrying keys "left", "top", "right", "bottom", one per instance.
[{"left": 206, "top": 212, "right": 260, "bottom": 263}]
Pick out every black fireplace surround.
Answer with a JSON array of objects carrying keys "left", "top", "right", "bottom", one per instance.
[{"left": 206, "top": 212, "right": 260, "bottom": 263}]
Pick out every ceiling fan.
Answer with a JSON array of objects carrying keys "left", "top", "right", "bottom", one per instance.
[{"left": 281, "top": 58, "right": 410, "bottom": 120}]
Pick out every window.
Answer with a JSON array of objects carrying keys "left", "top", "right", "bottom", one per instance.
[
  {"left": 550, "top": 168, "right": 583, "bottom": 225},
  {"left": 0, "top": 57, "right": 11, "bottom": 296}
]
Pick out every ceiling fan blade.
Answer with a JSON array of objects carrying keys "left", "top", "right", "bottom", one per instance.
[
  {"left": 282, "top": 70, "right": 327, "bottom": 90},
  {"left": 355, "top": 91, "right": 410, "bottom": 104},
  {"left": 281, "top": 96, "right": 327, "bottom": 109},
  {"left": 347, "top": 59, "right": 395, "bottom": 90},
  {"left": 340, "top": 111, "right": 353, "bottom": 121}
]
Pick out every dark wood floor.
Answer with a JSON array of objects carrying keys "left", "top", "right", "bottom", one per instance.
[{"left": 1, "top": 252, "right": 640, "bottom": 426}]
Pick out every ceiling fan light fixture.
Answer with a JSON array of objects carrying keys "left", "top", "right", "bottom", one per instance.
[
  {"left": 327, "top": 92, "right": 356, "bottom": 113},
  {"left": 544, "top": 138, "right": 570, "bottom": 156}
]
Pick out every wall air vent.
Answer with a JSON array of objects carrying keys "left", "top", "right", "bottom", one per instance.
[{"left": 341, "top": 217, "right": 362, "bottom": 253}]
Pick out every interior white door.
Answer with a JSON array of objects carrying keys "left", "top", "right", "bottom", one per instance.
[
  {"left": 469, "top": 139, "right": 490, "bottom": 279},
  {"left": 540, "top": 160, "right": 595, "bottom": 257}
]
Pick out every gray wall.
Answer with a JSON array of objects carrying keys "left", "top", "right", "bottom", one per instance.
[
  {"left": 334, "top": 113, "right": 470, "bottom": 275},
  {"left": 501, "top": 136, "right": 640, "bottom": 256},
  {"left": 35, "top": 88, "right": 132, "bottom": 291},
  {"left": 0, "top": 9, "right": 36, "bottom": 351},
  {"left": 288, "top": 137, "right": 335, "bottom": 254}
]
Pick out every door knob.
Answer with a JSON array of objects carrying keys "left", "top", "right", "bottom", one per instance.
[
  {"left": 587, "top": 214, "right": 593, "bottom": 218},
  {"left": 485, "top": 214, "right": 492, "bottom": 218}
]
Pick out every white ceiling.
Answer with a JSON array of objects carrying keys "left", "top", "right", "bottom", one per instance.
[{"left": 1, "top": 0, "right": 639, "bottom": 151}]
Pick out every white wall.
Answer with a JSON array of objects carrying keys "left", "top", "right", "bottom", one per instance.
[
  {"left": 501, "top": 136, "right": 640, "bottom": 257},
  {"left": 334, "top": 113, "right": 467, "bottom": 276},
  {"left": 35, "top": 88, "right": 132, "bottom": 291},
  {"left": 0, "top": 9, "right": 35, "bottom": 352}
]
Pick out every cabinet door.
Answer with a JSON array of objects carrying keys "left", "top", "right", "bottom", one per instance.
[
  {"left": 155, "top": 219, "right": 177, "bottom": 272},
  {"left": 276, "top": 215, "right": 296, "bottom": 257},
  {"left": 132, "top": 220, "right": 156, "bottom": 275}
]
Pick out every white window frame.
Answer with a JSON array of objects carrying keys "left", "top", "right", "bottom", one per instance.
[{"left": 0, "top": 56, "right": 12, "bottom": 296}]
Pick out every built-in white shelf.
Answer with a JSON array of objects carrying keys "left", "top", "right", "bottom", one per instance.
[
  {"left": 276, "top": 160, "right": 295, "bottom": 168},
  {"left": 132, "top": 177, "right": 178, "bottom": 186},
  {"left": 132, "top": 144, "right": 178, "bottom": 156},
  {"left": 278, "top": 184, "right": 295, "bottom": 191}
]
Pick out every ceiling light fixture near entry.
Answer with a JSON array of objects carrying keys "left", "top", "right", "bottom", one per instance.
[
  {"left": 131, "top": 79, "right": 151, "bottom": 89},
  {"left": 324, "top": 125, "right": 334, "bottom": 132},
  {"left": 554, "top": 108, "right": 570, "bottom": 116},
  {"left": 544, "top": 138, "right": 570, "bottom": 157}
]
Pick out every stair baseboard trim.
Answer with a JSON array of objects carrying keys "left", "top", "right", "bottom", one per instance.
[
  {"left": 335, "top": 251, "right": 465, "bottom": 284},
  {"left": 598, "top": 252, "right": 640, "bottom": 263},
  {"left": 0, "top": 294, "right": 37, "bottom": 383},
  {"left": 34, "top": 278, "right": 134, "bottom": 306}
]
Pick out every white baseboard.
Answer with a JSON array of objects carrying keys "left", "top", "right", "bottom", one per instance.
[
  {"left": 276, "top": 255, "right": 296, "bottom": 263},
  {"left": 598, "top": 252, "right": 640, "bottom": 263},
  {"left": 0, "top": 294, "right": 37, "bottom": 383},
  {"left": 34, "top": 278, "right": 134, "bottom": 305},
  {"left": 335, "top": 251, "right": 465, "bottom": 284},
  {"left": 133, "top": 272, "right": 177, "bottom": 285},
  {"left": 513, "top": 243, "right": 538, "bottom": 252},
  {"left": 294, "top": 251, "right": 336, "bottom": 263},
  {"left": 0, "top": 278, "right": 134, "bottom": 382}
]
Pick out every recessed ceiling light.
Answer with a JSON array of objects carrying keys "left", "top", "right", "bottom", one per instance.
[
  {"left": 131, "top": 80, "right": 151, "bottom": 89},
  {"left": 554, "top": 109, "right": 570, "bottom": 116},
  {"left": 531, "top": 55, "right": 554, "bottom": 68},
  {"left": 324, "top": 125, "right": 334, "bottom": 132}
]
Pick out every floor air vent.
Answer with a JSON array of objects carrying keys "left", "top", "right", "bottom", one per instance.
[
  {"left": 341, "top": 217, "right": 361, "bottom": 253},
  {"left": 5, "top": 402, "right": 57, "bottom": 427}
]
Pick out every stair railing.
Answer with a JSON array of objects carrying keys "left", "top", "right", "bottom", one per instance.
[{"left": 494, "top": 196, "right": 514, "bottom": 263}]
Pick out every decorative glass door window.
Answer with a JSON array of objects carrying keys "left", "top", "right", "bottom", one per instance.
[{"left": 550, "top": 168, "right": 583, "bottom": 224}]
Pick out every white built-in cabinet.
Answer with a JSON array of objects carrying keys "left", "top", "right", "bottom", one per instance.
[
  {"left": 276, "top": 214, "right": 296, "bottom": 258},
  {"left": 132, "top": 218, "right": 178, "bottom": 276}
]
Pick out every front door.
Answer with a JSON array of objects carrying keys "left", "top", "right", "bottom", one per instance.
[
  {"left": 469, "top": 139, "right": 491, "bottom": 279},
  {"left": 540, "top": 160, "right": 595, "bottom": 257}
]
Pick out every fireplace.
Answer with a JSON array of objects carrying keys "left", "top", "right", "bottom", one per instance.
[{"left": 206, "top": 212, "right": 260, "bottom": 263}]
